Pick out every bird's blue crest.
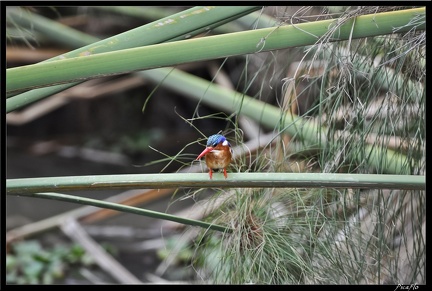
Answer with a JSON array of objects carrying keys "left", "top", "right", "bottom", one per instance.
[{"left": 207, "top": 134, "right": 229, "bottom": 147}]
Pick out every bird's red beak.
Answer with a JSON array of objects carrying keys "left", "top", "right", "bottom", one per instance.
[{"left": 196, "top": 147, "right": 214, "bottom": 160}]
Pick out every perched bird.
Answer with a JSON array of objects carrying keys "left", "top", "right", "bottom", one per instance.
[{"left": 196, "top": 134, "right": 232, "bottom": 179}]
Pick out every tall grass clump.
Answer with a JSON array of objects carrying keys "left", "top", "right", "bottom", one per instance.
[{"left": 160, "top": 6, "right": 425, "bottom": 284}]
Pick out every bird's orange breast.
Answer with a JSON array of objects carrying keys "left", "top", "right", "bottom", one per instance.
[{"left": 204, "top": 144, "right": 232, "bottom": 170}]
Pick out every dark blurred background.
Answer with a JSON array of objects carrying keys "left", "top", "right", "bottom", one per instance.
[
  {"left": 5, "top": 6, "right": 283, "bottom": 283},
  {"left": 6, "top": 6, "right": 249, "bottom": 219}
]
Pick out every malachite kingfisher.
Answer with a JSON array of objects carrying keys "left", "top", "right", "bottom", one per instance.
[{"left": 196, "top": 134, "right": 232, "bottom": 179}]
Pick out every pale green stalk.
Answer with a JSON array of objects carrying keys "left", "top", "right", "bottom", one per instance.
[
  {"left": 10, "top": 192, "right": 229, "bottom": 232},
  {"left": 6, "top": 8, "right": 425, "bottom": 93},
  {"left": 6, "top": 173, "right": 425, "bottom": 194},
  {"left": 6, "top": 6, "right": 262, "bottom": 106}
]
